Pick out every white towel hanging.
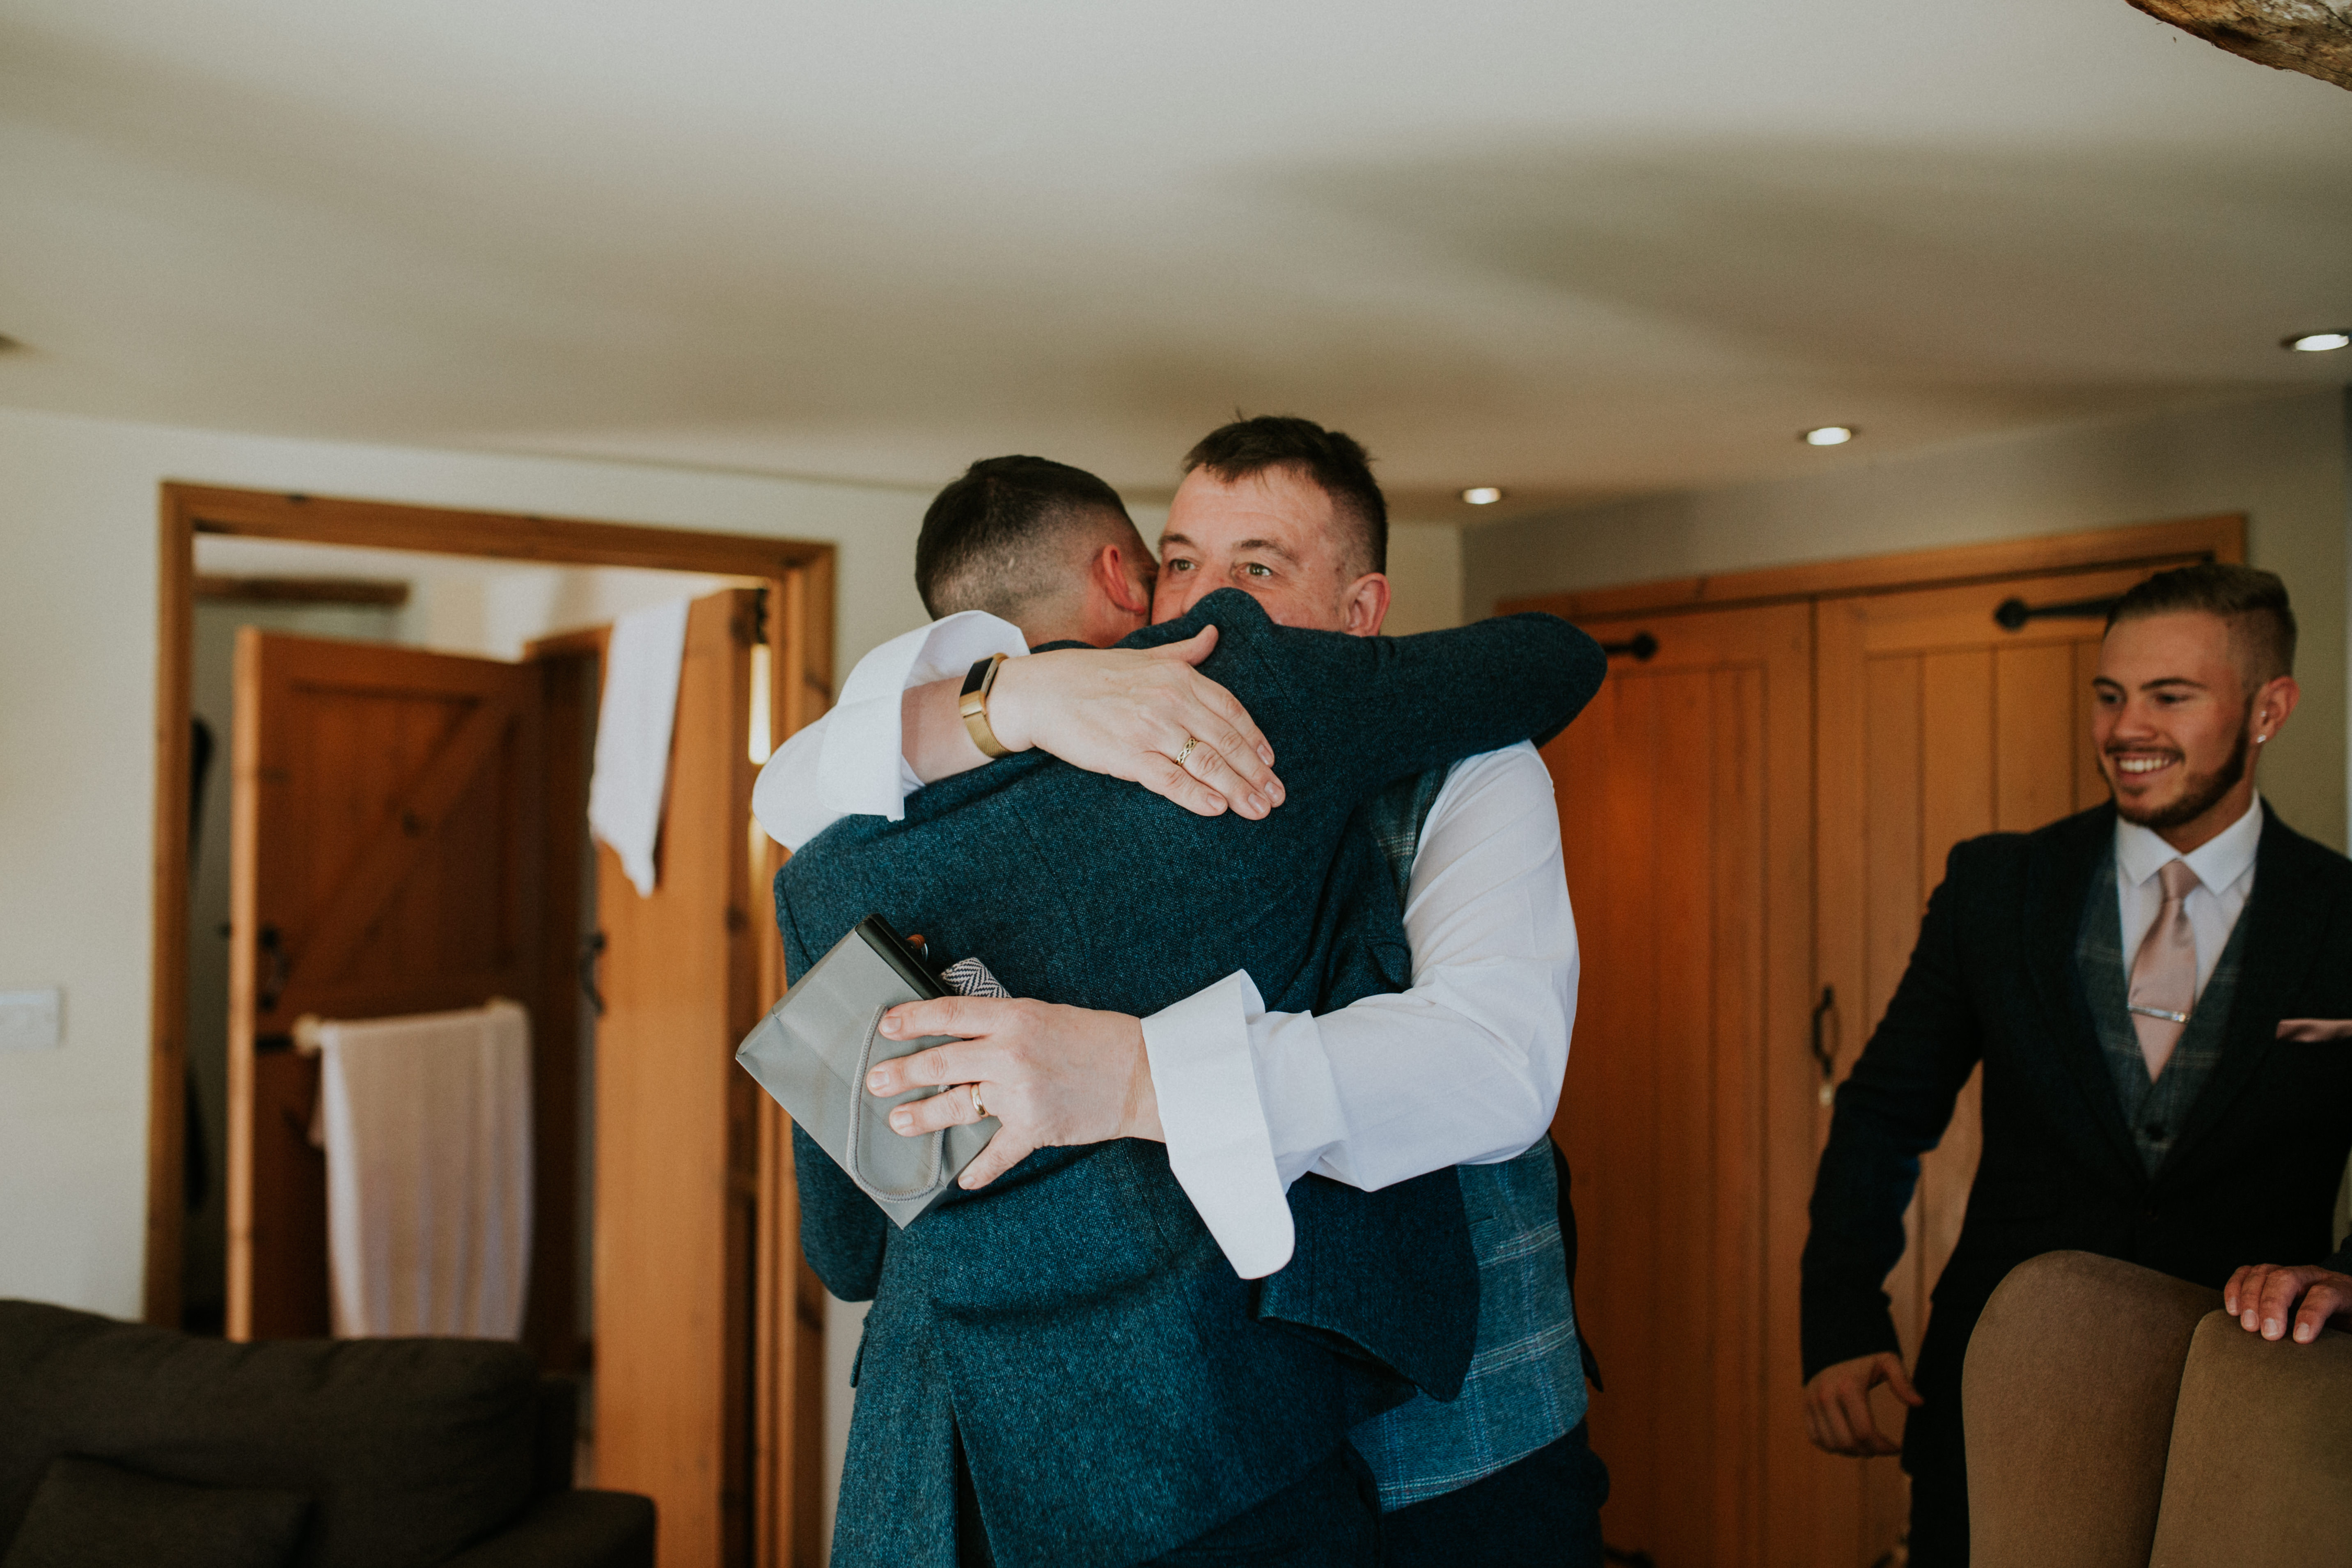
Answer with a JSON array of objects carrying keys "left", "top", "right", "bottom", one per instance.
[
  {"left": 589, "top": 596, "right": 692, "bottom": 897},
  {"left": 313, "top": 999, "right": 534, "bottom": 1340}
]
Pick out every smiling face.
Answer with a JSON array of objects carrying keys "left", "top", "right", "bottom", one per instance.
[
  {"left": 2091, "top": 609, "right": 2297, "bottom": 850},
  {"left": 1152, "top": 464, "right": 1389, "bottom": 635}
]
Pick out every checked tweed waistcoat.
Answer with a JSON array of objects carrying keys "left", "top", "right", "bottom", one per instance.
[
  {"left": 2077, "top": 851, "right": 2251, "bottom": 1177},
  {"left": 1345, "top": 767, "right": 1590, "bottom": 1510}
]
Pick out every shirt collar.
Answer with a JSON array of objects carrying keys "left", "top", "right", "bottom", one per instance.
[{"left": 2115, "top": 793, "right": 2264, "bottom": 893}]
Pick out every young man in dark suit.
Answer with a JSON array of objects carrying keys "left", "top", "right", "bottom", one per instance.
[{"left": 1799, "top": 564, "right": 2352, "bottom": 1564}]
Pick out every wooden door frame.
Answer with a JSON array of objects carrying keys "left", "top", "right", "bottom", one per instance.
[
  {"left": 148, "top": 481, "right": 837, "bottom": 1325},
  {"left": 1499, "top": 513, "right": 2245, "bottom": 621}
]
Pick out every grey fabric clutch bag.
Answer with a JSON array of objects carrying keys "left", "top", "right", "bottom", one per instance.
[{"left": 735, "top": 914, "right": 998, "bottom": 1227}]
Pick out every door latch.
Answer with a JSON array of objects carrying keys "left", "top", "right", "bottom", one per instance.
[
  {"left": 257, "top": 924, "right": 289, "bottom": 1015},
  {"left": 1810, "top": 984, "right": 1838, "bottom": 1106},
  {"left": 580, "top": 931, "right": 607, "bottom": 1017}
]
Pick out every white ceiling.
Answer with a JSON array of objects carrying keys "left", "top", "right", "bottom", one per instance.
[{"left": 4, "top": 0, "right": 2349, "bottom": 519}]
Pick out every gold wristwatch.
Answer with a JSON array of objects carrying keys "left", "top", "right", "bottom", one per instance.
[{"left": 958, "top": 653, "right": 1014, "bottom": 759}]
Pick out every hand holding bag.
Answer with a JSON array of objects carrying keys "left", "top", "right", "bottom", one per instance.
[{"left": 735, "top": 914, "right": 999, "bottom": 1227}]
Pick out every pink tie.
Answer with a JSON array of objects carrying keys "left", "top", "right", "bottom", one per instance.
[{"left": 2128, "top": 860, "right": 2201, "bottom": 1082}]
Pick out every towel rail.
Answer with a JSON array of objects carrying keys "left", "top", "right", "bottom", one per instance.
[{"left": 273, "top": 999, "right": 515, "bottom": 1057}]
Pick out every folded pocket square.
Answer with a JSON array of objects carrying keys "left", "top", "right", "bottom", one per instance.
[
  {"left": 736, "top": 914, "right": 999, "bottom": 1227},
  {"left": 2276, "top": 1019, "right": 2352, "bottom": 1042}
]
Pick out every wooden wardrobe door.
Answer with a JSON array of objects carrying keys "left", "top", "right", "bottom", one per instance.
[
  {"left": 1544, "top": 601, "right": 1812, "bottom": 1568},
  {"left": 592, "top": 589, "right": 767, "bottom": 1568},
  {"left": 227, "top": 631, "right": 546, "bottom": 1341},
  {"left": 1809, "top": 555, "right": 2206, "bottom": 1562}
]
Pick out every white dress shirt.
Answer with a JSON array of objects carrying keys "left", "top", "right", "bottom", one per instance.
[
  {"left": 752, "top": 613, "right": 1579, "bottom": 1280},
  {"left": 2114, "top": 793, "right": 2263, "bottom": 1001}
]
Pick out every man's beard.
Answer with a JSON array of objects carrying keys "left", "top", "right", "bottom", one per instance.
[{"left": 2112, "top": 720, "right": 2251, "bottom": 831}]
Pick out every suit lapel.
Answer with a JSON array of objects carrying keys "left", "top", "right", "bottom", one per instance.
[
  {"left": 2165, "top": 807, "right": 2341, "bottom": 1171},
  {"left": 2022, "top": 806, "right": 2145, "bottom": 1180}
]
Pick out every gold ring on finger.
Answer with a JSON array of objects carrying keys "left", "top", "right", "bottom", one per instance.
[
  {"left": 1174, "top": 737, "right": 1199, "bottom": 768},
  {"left": 970, "top": 1083, "right": 988, "bottom": 1119}
]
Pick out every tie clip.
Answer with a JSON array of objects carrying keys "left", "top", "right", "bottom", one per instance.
[{"left": 2129, "top": 1004, "right": 2190, "bottom": 1025}]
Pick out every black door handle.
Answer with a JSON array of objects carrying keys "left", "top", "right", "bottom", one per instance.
[
  {"left": 580, "top": 931, "right": 607, "bottom": 1017},
  {"left": 1810, "top": 985, "right": 1838, "bottom": 1104},
  {"left": 1599, "top": 631, "right": 1658, "bottom": 661},
  {"left": 1993, "top": 595, "right": 2116, "bottom": 631},
  {"left": 257, "top": 924, "right": 289, "bottom": 1015}
]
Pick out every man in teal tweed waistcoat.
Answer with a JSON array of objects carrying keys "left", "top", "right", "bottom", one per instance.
[{"left": 782, "top": 424, "right": 1607, "bottom": 1563}]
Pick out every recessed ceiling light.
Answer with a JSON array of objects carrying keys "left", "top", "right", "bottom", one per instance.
[
  {"left": 1802, "top": 426, "right": 1855, "bottom": 446},
  {"left": 1460, "top": 486, "right": 1504, "bottom": 505},
  {"left": 2284, "top": 330, "right": 2351, "bottom": 353}
]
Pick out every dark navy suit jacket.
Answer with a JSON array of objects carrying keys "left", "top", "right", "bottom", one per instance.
[
  {"left": 777, "top": 590, "right": 1605, "bottom": 1567},
  {"left": 1802, "top": 802, "right": 2352, "bottom": 1486}
]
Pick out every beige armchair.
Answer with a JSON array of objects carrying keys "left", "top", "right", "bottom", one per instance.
[
  {"left": 2148, "top": 1308, "right": 2352, "bottom": 1566},
  {"left": 1964, "top": 1250, "right": 2352, "bottom": 1568}
]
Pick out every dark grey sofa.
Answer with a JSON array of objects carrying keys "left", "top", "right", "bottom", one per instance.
[{"left": 0, "top": 1300, "right": 653, "bottom": 1568}]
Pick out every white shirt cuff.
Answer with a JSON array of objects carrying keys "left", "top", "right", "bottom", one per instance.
[
  {"left": 1245, "top": 1009, "right": 1350, "bottom": 1190},
  {"left": 815, "top": 611, "right": 1027, "bottom": 823},
  {"left": 1141, "top": 972, "right": 1294, "bottom": 1279}
]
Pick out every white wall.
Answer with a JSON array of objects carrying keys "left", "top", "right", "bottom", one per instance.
[
  {"left": 1379, "top": 522, "right": 1467, "bottom": 635},
  {"left": 0, "top": 402, "right": 936, "bottom": 1317},
  {"left": 1463, "top": 390, "right": 2352, "bottom": 850}
]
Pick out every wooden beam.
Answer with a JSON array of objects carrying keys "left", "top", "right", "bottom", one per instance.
[
  {"left": 170, "top": 483, "right": 831, "bottom": 577},
  {"left": 2128, "top": 0, "right": 2352, "bottom": 89},
  {"left": 1499, "top": 514, "right": 2244, "bottom": 622},
  {"left": 194, "top": 574, "right": 412, "bottom": 607}
]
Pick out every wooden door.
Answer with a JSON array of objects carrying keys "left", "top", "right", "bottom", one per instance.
[
  {"left": 591, "top": 589, "right": 769, "bottom": 1568},
  {"left": 227, "top": 633, "right": 548, "bottom": 1341},
  {"left": 1806, "top": 555, "right": 2211, "bottom": 1561},
  {"left": 1545, "top": 601, "right": 1813, "bottom": 1568}
]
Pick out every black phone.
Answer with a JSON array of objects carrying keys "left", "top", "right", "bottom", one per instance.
[{"left": 853, "top": 913, "right": 948, "bottom": 999}]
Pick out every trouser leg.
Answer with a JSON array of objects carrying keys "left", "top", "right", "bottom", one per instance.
[
  {"left": 1380, "top": 1421, "right": 1609, "bottom": 1568},
  {"left": 1904, "top": 1435, "right": 1971, "bottom": 1568},
  {"left": 954, "top": 1426, "right": 995, "bottom": 1568},
  {"left": 1139, "top": 1442, "right": 1381, "bottom": 1568}
]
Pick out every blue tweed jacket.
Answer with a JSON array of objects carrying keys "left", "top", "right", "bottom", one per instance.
[{"left": 779, "top": 590, "right": 1606, "bottom": 1567}]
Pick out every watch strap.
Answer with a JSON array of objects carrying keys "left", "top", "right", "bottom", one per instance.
[{"left": 958, "top": 653, "right": 1014, "bottom": 759}]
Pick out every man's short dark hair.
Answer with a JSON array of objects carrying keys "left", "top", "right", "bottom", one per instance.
[
  {"left": 1181, "top": 416, "right": 1387, "bottom": 577},
  {"left": 915, "top": 456, "right": 1136, "bottom": 620},
  {"left": 2107, "top": 563, "right": 2297, "bottom": 687}
]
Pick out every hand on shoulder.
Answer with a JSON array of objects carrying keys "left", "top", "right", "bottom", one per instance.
[{"left": 988, "top": 629, "right": 1284, "bottom": 820}]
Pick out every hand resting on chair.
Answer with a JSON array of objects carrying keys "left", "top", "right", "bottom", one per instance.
[{"left": 2224, "top": 1262, "right": 2352, "bottom": 1346}]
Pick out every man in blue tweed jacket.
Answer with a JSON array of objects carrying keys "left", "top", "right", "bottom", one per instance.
[
  {"left": 779, "top": 567, "right": 1600, "bottom": 1566},
  {"left": 766, "top": 432, "right": 1607, "bottom": 1564}
]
